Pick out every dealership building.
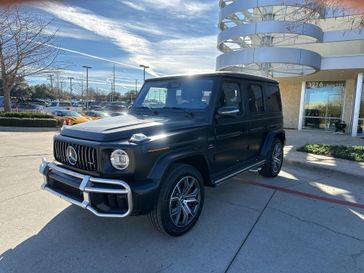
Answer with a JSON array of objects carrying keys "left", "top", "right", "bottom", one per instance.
[{"left": 216, "top": 0, "right": 364, "bottom": 136}]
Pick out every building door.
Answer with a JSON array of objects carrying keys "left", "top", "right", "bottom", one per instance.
[
  {"left": 358, "top": 84, "right": 364, "bottom": 136},
  {"left": 303, "top": 81, "right": 345, "bottom": 131}
]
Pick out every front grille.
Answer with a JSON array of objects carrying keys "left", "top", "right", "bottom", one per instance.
[{"left": 54, "top": 140, "right": 98, "bottom": 171}]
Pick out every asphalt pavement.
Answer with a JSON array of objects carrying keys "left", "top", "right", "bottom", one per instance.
[{"left": 0, "top": 130, "right": 364, "bottom": 273}]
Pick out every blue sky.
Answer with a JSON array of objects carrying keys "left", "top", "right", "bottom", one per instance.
[{"left": 23, "top": 0, "right": 219, "bottom": 96}]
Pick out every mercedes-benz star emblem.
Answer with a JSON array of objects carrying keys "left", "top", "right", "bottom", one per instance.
[{"left": 66, "top": 146, "right": 77, "bottom": 166}]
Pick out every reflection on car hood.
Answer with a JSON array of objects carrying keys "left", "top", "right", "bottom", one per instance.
[{"left": 60, "top": 113, "right": 207, "bottom": 142}]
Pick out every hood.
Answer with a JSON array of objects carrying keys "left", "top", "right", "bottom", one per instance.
[{"left": 60, "top": 114, "right": 207, "bottom": 142}]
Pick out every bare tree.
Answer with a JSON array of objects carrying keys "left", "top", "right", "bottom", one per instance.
[
  {"left": 0, "top": 7, "right": 58, "bottom": 112},
  {"left": 298, "top": 0, "right": 364, "bottom": 27}
]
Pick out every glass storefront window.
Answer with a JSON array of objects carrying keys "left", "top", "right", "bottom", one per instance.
[
  {"left": 358, "top": 84, "right": 364, "bottom": 135},
  {"left": 304, "top": 81, "right": 345, "bottom": 131}
]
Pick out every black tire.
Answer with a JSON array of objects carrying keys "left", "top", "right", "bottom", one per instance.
[
  {"left": 148, "top": 163, "right": 205, "bottom": 236},
  {"left": 259, "top": 138, "right": 283, "bottom": 178}
]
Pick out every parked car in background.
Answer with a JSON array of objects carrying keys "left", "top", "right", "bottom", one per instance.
[
  {"left": 82, "top": 111, "right": 110, "bottom": 120},
  {"left": 40, "top": 72, "right": 285, "bottom": 236},
  {"left": 103, "top": 102, "right": 127, "bottom": 112},
  {"left": 109, "top": 112, "right": 126, "bottom": 117},
  {"left": 88, "top": 102, "right": 103, "bottom": 111},
  {"left": 45, "top": 101, "right": 82, "bottom": 113},
  {"left": 16, "top": 102, "right": 44, "bottom": 112},
  {"left": 52, "top": 110, "right": 91, "bottom": 126}
]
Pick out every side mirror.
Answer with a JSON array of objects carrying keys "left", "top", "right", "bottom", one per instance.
[{"left": 217, "top": 106, "right": 240, "bottom": 117}]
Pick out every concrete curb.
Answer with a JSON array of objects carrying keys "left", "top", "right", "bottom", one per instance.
[{"left": 284, "top": 152, "right": 364, "bottom": 180}]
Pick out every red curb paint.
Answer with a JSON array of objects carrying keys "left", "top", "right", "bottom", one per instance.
[{"left": 237, "top": 179, "right": 364, "bottom": 210}]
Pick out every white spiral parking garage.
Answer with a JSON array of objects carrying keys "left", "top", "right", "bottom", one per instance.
[{"left": 216, "top": 0, "right": 364, "bottom": 136}]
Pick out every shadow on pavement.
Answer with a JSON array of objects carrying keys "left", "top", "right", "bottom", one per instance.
[
  {"left": 2, "top": 168, "right": 364, "bottom": 273},
  {"left": 0, "top": 180, "right": 274, "bottom": 273}
]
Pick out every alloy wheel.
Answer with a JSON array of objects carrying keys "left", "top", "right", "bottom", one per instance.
[
  {"left": 272, "top": 142, "right": 283, "bottom": 173},
  {"left": 169, "top": 176, "right": 201, "bottom": 228}
]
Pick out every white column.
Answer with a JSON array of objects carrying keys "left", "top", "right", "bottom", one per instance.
[
  {"left": 298, "top": 81, "right": 306, "bottom": 131},
  {"left": 352, "top": 73, "right": 363, "bottom": 137}
]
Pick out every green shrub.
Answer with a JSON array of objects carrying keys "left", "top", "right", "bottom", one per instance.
[
  {"left": 0, "top": 112, "right": 54, "bottom": 119},
  {"left": 297, "top": 144, "right": 364, "bottom": 162},
  {"left": 0, "top": 117, "right": 58, "bottom": 127}
]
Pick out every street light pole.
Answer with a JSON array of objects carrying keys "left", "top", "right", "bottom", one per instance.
[
  {"left": 82, "top": 66, "right": 92, "bottom": 110},
  {"left": 48, "top": 74, "right": 54, "bottom": 89},
  {"left": 139, "top": 64, "right": 149, "bottom": 82},
  {"left": 68, "top": 77, "right": 74, "bottom": 97},
  {"left": 60, "top": 81, "right": 64, "bottom": 100}
]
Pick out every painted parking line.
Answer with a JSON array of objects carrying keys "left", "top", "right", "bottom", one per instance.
[{"left": 236, "top": 178, "right": 364, "bottom": 210}]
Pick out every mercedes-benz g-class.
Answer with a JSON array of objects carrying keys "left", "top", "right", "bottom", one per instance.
[{"left": 39, "top": 72, "right": 285, "bottom": 236}]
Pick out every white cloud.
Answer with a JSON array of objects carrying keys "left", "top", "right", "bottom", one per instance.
[
  {"left": 38, "top": 2, "right": 150, "bottom": 55},
  {"left": 131, "top": 35, "right": 218, "bottom": 74},
  {"left": 122, "top": 1, "right": 147, "bottom": 12},
  {"left": 36, "top": 2, "right": 218, "bottom": 76},
  {"left": 121, "top": 0, "right": 216, "bottom": 17},
  {"left": 44, "top": 25, "right": 102, "bottom": 41}
]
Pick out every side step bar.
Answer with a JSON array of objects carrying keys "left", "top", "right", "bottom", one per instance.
[{"left": 213, "top": 160, "right": 266, "bottom": 185}]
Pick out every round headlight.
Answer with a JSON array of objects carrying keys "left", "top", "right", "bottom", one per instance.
[{"left": 110, "top": 149, "right": 129, "bottom": 170}]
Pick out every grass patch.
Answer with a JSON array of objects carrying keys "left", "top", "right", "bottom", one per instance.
[
  {"left": 297, "top": 144, "right": 364, "bottom": 162},
  {"left": 0, "top": 111, "right": 54, "bottom": 119}
]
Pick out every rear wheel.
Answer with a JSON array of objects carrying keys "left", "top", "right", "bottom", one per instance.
[
  {"left": 259, "top": 138, "right": 283, "bottom": 177},
  {"left": 148, "top": 164, "right": 204, "bottom": 236}
]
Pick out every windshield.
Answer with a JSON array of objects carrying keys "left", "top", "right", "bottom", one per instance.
[{"left": 133, "top": 78, "right": 214, "bottom": 110}]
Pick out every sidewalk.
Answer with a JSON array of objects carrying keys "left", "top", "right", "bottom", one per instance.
[{"left": 284, "top": 130, "right": 364, "bottom": 179}]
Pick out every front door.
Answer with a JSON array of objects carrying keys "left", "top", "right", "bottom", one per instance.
[{"left": 213, "top": 79, "right": 250, "bottom": 174}]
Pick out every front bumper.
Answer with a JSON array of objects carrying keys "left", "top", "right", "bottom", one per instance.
[{"left": 39, "top": 158, "right": 133, "bottom": 218}]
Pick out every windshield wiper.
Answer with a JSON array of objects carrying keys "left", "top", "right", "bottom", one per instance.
[
  {"left": 163, "top": 107, "right": 194, "bottom": 117},
  {"left": 134, "top": 106, "right": 159, "bottom": 115}
]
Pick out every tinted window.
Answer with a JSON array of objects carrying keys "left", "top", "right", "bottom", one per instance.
[
  {"left": 265, "top": 85, "right": 282, "bottom": 112},
  {"left": 220, "top": 82, "right": 241, "bottom": 108},
  {"left": 248, "top": 84, "right": 264, "bottom": 113},
  {"left": 134, "top": 78, "right": 214, "bottom": 110}
]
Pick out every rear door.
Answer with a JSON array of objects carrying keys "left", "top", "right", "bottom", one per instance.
[
  {"left": 264, "top": 83, "right": 283, "bottom": 131},
  {"left": 246, "top": 81, "right": 268, "bottom": 157}
]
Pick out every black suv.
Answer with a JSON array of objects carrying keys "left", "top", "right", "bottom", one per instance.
[{"left": 39, "top": 72, "right": 285, "bottom": 236}]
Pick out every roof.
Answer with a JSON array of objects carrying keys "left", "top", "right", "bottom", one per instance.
[{"left": 145, "top": 71, "right": 278, "bottom": 84}]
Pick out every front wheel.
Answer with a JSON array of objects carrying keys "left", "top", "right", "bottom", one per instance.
[
  {"left": 259, "top": 138, "right": 283, "bottom": 178},
  {"left": 148, "top": 164, "right": 205, "bottom": 236}
]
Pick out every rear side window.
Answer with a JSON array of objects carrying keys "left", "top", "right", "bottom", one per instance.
[
  {"left": 265, "top": 85, "right": 282, "bottom": 112},
  {"left": 248, "top": 84, "right": 264, "bottom": 113}
]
